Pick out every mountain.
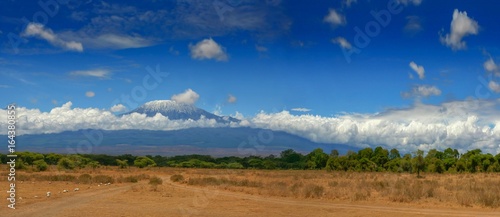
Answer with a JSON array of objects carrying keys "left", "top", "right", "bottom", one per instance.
[
  {"left": 122, "top": 100, "right": 239, "bottom": 123},
  {"left": 16, "top": 127, "right": 357, "bottom": 156}
]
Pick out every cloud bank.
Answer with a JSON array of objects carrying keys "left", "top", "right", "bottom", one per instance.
[{"left": 2, "top": 99, "right": 500, "bottom": 154}]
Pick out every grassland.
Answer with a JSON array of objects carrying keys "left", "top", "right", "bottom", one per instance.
[{"left": 2, "top": 165, "right": 500, "bottom": 216}]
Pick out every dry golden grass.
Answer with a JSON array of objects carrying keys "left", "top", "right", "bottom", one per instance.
[
  {"left": 2, "top": 164, "right": 500, "bottom": 211},
  {"left": 173, "top": 169, "right": 500, "bottom": 208}
]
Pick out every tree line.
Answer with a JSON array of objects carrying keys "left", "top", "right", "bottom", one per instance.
[{"left": 2, "top": 147, "right": 500, "bottom": 174}]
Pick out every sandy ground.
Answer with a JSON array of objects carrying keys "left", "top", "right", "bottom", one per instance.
[{"left": 4, "top": 174, "right": 500, "bottom": 217}]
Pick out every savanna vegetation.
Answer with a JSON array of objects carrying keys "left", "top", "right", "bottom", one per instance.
[{"left": 2, "top": 146, "right": 500, "bottom": 174}]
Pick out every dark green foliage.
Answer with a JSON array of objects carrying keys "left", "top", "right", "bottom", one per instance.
[
  {"left": 4, "top": 146, "right": 500, "bottom": 174},
  {"left": 134, "top": 156, "right": 156, "bottom": 168}
]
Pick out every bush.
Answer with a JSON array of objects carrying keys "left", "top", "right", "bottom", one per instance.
[
  {"left": 78, "top": 174, "right": 93, "bottom": 184},
  {"left": 303, "top": 184, "right": 324, "bottom": 198},
  {"left": 57, "top": 157, "right": 75, "bottom": 170},
  {"left": 93, "top": 175, "right": 114, "bottom": 184},
  {"left": 149, "top": 176, "right": 163, "bottom": 185},
  {"left": 170, "top": 174, "right": 184, "bottom": 182},
  {"left": 134, "top": 156, "right": 156, "bottom": 168},
  {"left": 33, "top": 159, "right": 48, "bottom": 171}
]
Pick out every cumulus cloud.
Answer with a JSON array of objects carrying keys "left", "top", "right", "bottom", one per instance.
[
  {"left": 85, "top": 91, "right": 95, "bottom": 98},
  {"left": 189, "top": 38, "right": 228, "bottom": 61},
  {"left": 401, "top": 85, "right": 442, "bottom": 98},
  {"left": 227, "top": 94, "right": 237, "bottom": 103},
  {"left": 69, "top": 69, "right": 111, "bottom": 79},
  {"left": 3, "top": 99, "right": 500, "bottom": 154},
  {"left": 250, "top": 99, "right": 500, "bottom": 154},
  {"left": 110, "top": 104, "right": 127, "bottom": 113},
  {"left": 489, "top": 81, "right": 500, "bottom": 93},
  {"left": 171, "top": 89, "right": 200, "bottom": 105},
  {"left": 409, "top": 61, "right": 425, "bottom": 79},
  {"left": 332, "top": 37, "right": 352, "bottom": 49},
  {"left": 291, "top": 108, "right": 311, "bottom": 112},
  {"left": 324, "top": 9, "right": 346, "bottom": 26},
  {"left": 397, "top": 0, "right": 422, "bottom": 6},
  {"left": 440, "top": 9, "right": 479, "bottom": 50},
  {"left": 22, "top": 23, "right": 83, "bottom": 52},
  {"left": 484, "top": 58, "right": 499, "bottom": 76}
]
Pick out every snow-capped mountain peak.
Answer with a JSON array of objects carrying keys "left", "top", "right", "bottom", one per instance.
[{"left": 122, "top": 100, "right": 239, "bottom": 123}]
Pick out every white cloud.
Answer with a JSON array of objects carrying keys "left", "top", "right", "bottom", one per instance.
[
  {"left": 402, "top": 85, "right": 441, "bottom": 98},
  {"left": 227, "top": 94, "right": 237, "bottom": 103},
  {"left": 397, "top": 0, "right": 422, "bottom": 6},
  {"left": 110, "top": 104, "right": 127, "bottom": 113},
  {"left": 250, "top": 99, "right": 500, "bottom": 154},
  {"left": 489, "top": 81, "right": 500, "bottom": 93},
  {"left": 440, "top": 9, "right": 479, "bottom": 50},
  {"left": 324, "top": 9, "right": 346, "bottom": 26},
  {"left": 291, "top": 108, "right": 311, "bottom": 112},
  {"left": 409, "top": 61, "right": 425, "bottom": 80},
  {"left": 3, "top": 99, "right": 500, "bottom": 154},
  {"left": 85, "top": 91, "right": 95, "bottom": 98},
  {"left": 332, "top": 37, "right": 352, "bottom": 49},
  {"left": 484, "top": 58, "right": 499, "bottom": 74},
  {"left": 171, "top": 89, "right": 200, "bottom": 105},
  {"left": 69, "top": 69, "right": 111, "bottom": 79},
  {"left": 0, "top": 85, "right": 11, "bottom": 88},
  {"left": 91, "top": 34, "right": 153, "bottom": 50},
  {"left": 189, "top": 38, "right": 228, "bottom": 61},
  {"left": 22, "top": 23, "right": 83, "bottom": 52}
]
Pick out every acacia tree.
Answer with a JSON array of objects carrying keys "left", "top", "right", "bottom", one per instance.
[{"left": 412, "top": 150, "right": 425, "bottom": 178}]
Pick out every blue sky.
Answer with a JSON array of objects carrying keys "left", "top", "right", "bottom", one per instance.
[{"left": 2, "top": 0, "right": 500, "bottom": 153}]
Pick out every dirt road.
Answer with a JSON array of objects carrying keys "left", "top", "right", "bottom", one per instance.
[{"left": 5, "top": 176, "right": 500, "bottom": 217}]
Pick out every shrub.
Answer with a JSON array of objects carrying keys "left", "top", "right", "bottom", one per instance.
[
  {"left": 93, "top": 175, "right": 114, "bottom": 184},
  {"left": 57, "top": 157, "right": 75, "bottom": 170},
  {"left": 149, "top": 176, "right": 163, "bottom": 185},
  {"left": 33, "top": 159, "right": 48, "bottom": 171},
  {"left": 303, "top": 184, "right": 324, "bottom": 198},
  {"left": 170, "top": 174, "right": 184, "bottom": 182},
  {"left": 78, "top": 174, "right": 93, "bottom": 184}
]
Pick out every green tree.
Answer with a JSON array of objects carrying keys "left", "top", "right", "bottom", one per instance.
[
  {"left": 412, "top": 150, "right": 425, "bottom": 178},
  {"left": 116, "top": 159, "right": 129, "bottom": 169},
  {"left": 134, "top": 156, "right": 156, "bottom": 168},
  {"left": 33, "top": 159, "right": 49, "bottom": 171},
  {"left": 88, "top": 161, "right": 100, "bottom": 170},
  {"left": 306, "top": 148, "right": 329, "bottom": 169},
  {"left": 389, "top": 148, "right": 400, "bottom": 160},
  {"left": 45, "top": 153, "right": 63, "bottom": 165},
  {"left": 57, "top": 157, "right": 75, "bottom": 170}
]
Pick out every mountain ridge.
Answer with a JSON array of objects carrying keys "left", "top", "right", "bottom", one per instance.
[{"left": 121, "top": 100, "right": 239, "bottom": 123}]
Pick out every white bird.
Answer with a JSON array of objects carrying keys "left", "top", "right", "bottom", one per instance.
[
  {"left": 74, "top": 188, "right": 79, "bottom": 191},
  {"left": 63, "top": 190, "right": 68, "bottom": 193},
  {"left": 46, "top": 192, "right": 51, "bottom": 197}
]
